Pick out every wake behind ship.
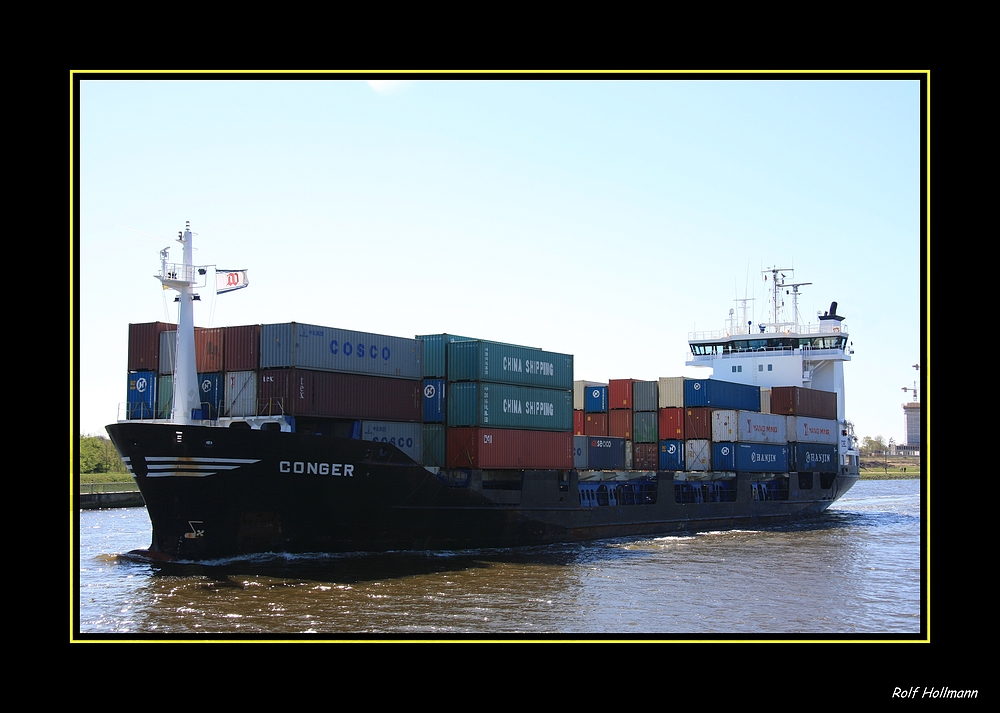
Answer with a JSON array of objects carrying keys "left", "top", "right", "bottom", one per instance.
[{"left": 105, "top": 224, "right": 860, "bottom": 561}]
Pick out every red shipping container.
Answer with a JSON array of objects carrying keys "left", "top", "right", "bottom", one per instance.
[
  {"left": 609, "top": 379, "right": 635, "bottom": 409},
  {"left": 633, "top": 443, "right": 658, "bottom": 470},
  {"left": 128, "top": 322, "right": 172, "bottom": 372},
  {"left": 584, "top": 412, "right": 609, "bottom": 436},
  {"left": 684, "top": 407, "right": 712, "bottom": 440},
  {"left": 609, "top": 409, "right": 632, "bottom": 439},
  {"left": 658, "top": 407, "right": 684, "bottom": 440},
  {"left": 574, "top": 410, "right": 585, "bottom": 435},
  {"left": 224, "top": 324, "right": 261, "bottom": 371},
  {"left": 447, "top": 428, "right": 573, "bottom": 469},
  {"left": 770, "top": 386, "right": 838, "bottom": 420}
]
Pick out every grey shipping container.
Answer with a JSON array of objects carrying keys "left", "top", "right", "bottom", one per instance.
[
  {"left": 632, "top": 381, "right": 658, "bottom": 412},
  {"left": 224, "top": 370, "right": 257, "bottom": 417},
  {"left": 261, "top": 322, "right": 422, "bottom": 379},
  {"left": 360, "top": 421, "right": 422, "bottom": 462}
]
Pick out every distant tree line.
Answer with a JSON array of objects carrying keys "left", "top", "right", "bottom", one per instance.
[
  {"left": 860, "top": 435, "right": 888, "bottom": 456},
  {"left": 79, "top": 435, "right": 126, "bottom": 473}
]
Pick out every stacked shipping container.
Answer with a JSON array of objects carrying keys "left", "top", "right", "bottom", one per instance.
[
  {"left": 125, "top": 321, "right": 839, "bottom": 476},
  {"left": 444, "top": 340, "right": 574, "bottom": 469}
]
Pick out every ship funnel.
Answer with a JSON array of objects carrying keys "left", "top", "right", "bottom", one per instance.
[{"left": 829, "top": 301, "right": 838, "bottom": 317}]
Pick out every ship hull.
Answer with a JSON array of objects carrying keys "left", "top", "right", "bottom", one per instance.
[{"left": 106, "top": 421, "right": 859, "bottom": 561}]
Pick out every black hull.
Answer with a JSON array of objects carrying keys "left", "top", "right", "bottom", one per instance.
[{"left": 106, "top": 422, "right": 859, "bottom": 561}]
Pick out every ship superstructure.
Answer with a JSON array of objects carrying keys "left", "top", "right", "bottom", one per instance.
[{"left": 686, "top": 267, "right": 859, "bottom": 474}]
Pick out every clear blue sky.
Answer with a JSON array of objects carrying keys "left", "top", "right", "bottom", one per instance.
[{"left": 76, "top": 75, "right": 924, "bottom": 444}]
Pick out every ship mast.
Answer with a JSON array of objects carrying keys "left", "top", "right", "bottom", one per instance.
[
  {"left": 157, "top": 221, "right": 202, "bottom": 425},
  {"left": 763, "top": 267, "right": 811, "bottom": 333}
]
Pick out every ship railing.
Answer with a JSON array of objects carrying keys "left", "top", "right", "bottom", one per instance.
[
  {"left": 158, "top": 261, "right": 198, "bottom": 284},
  {"left": 689, "top": 322, "right": 840, "bottom": 341},
  {"left": 257, "top": 398, "right": 287, "bottom": 417}
]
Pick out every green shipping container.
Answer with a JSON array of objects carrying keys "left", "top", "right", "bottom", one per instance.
[
  {"left": 447, "top": 382, "right": 573, "bottom": 431},
  {"left": 447, "top": 340, "right": 574, "bottom": 390},
  {"left": 416, "top": 334, "right": 478, "bottom": 378},
  {"left": 422, "top": 424, "right": 446, "bottom": 467}
]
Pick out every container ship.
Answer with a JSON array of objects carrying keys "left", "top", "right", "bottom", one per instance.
[{"left": 105, "top": 224, "right": 860, "bottom": 561}]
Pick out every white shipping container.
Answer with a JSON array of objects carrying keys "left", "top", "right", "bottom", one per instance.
[
  {"left": 786, "top": 416, "right": 839, "bottom": 444},
  {"left": 658, "top": 377, "right": 686, "bottom": 408},
  {"left": 760, "top": 388, "right": 771, "bottom": 414},
  {"left": 685, "top": 439, "right": 711, "bottom": 471},
  {"left": 361, "top": 421, "right": 423, "bottom": 462},
  {"left": 711, "top": 410, "right": 738, "bottom": 441},
  {"left": 736, "top": 410, "right": 787, "bottom": 444},
  {"left": 224, "top": 370, "right": 257, "bottom": 417}
]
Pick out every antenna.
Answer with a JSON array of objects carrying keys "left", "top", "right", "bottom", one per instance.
[
  {"left": 902, "top": 363, "right": 920, "bottom": 402},
  {"left": 761, "top": 266, "right": 811, "bottom": 332}
]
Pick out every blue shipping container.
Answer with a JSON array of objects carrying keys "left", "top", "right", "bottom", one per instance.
[
  {"left": 584, "top": 385, "right": 608, "bottom": 412},
  {"left": 126, "top": 371, "right": 156, "bottom": 419},
  {"left": 712, "top": 442, "right": 737, "bottom": 471},
  {"left": 195, "top": 372, "right": 223, "bottom": 419},
  {"left": 790, "top": 442, "right": 838, "bottom": 473},
  {"left": 659, "top": 440, "right": 685, "bottom": 470},
  {"left": 684, "top": 378, "right": 761, "bottom": 411},
  {"left": 588, "top": 436, "right": 627, "bottom": 470},
  {"left": 731, "top": 442, "right": 789, "bottom": 473},
  {"left": 423, "top": 378, "right": 446, "bottom": 423}
]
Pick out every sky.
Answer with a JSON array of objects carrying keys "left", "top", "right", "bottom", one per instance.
[{"left": 75, "top": 74, "right": 925, "bottom": 445}]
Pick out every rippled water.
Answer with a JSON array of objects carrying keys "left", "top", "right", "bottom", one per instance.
[{"left": 76, "top": 479, "right": 922, "bottom": 639}]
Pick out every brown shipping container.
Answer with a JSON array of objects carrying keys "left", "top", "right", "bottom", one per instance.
[
  {"left": 658, "top": 407, "right": 684, "bottom": 440},
  {"left": 259, "top": 368, "right": 315, "bottom": 416},
  {"left": 447, "top": 428, "right": 573, "bottom": 469},
  {"left": 224, "top": 324, "right": 261, "bottom": 372},
  {"left": 574, "top": 410, "right": 585, "bottom": 435},
  {"left": 609, "top": 409, "right": 633, "bottom": 439},
  {"left": 259, "top": 369, "right": 422, "bottom": 421},
  {"left": 633, "top": 443, "right": 659, "bottom": 470},
  {"left": 128, "top": 322, "right": 173, "bottom": 372},
  {"left": 584, "top": 412, "right": 609, "bottom": 436},
  {"left": 158, "top": 327, "right": 225, "bottom": 374},
  {"left": 684, "top": 407, "right": 712, "bottom": 440},
  {"left": 770, "top": 386, "right": 837, "bottom": 420},
  {"left": 196, "top": 327, "right": 224, "bottom": 373},
  {"left": 608, "top": 379, "right": 635, "bottom": 409}
]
